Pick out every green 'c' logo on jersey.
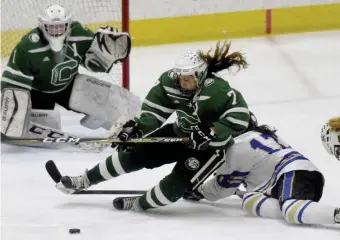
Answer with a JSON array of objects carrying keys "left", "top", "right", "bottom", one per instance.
[{"left": 51, "top": 60, "right": 78, "bottom": 86}]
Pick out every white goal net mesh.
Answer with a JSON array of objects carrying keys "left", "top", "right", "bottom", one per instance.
[{"left": 1, "top": 0, "right": 125, "bottom": 86}]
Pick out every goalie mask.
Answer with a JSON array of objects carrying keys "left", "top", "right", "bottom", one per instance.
[
  {"left": 172, "top": 51, "right": 208, "bottom": 96},
  {"left": 321, "top": 122, "right": 340, "bottom": 161},
  {"left": 38, "top": 4, "right": 72, "bottom": 52}
]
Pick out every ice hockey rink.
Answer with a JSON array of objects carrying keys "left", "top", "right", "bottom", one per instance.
[{"left": 1, "top": 30, "right": 340, "bottom": 240}]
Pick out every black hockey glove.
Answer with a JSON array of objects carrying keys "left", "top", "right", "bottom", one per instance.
[
  {"left": 187, "top": 124, "right": 216, "bottom": 151},
  {"left": 182, "top": 189, "right": 205, "bottom": 201},
  {"left": 112, "top": 119, "right": 143, "bottom": 152}
]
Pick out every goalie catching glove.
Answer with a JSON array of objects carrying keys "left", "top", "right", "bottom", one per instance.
[{"left": 84, "top": 26, "right": 131, "bottom": 73}]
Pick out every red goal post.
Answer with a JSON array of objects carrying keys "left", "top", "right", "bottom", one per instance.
[{"left": 121, "top": 0, "right": 130, "bottom": 90}]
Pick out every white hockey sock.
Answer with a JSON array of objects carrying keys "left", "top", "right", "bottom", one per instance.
[
  {"left": 242, "top": 192, "right": 282, "bottom": 218},
  {"left": 282, "top": 199, "right": 336, "bottom": 225}
]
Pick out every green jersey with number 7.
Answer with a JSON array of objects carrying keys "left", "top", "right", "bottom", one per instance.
[{"left": 138, "top": 56, "right": 250, "bottom": 149}]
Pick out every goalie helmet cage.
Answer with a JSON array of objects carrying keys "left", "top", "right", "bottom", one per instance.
[{"left": 1, "top": 0, "right": 130, "bottom": 89}]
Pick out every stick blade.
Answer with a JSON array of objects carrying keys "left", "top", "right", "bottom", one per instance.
[{"left": 45, "top": 160, "right": 62, "bottom": 183}]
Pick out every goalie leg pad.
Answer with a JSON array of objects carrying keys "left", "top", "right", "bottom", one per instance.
[
  {"left": 80, "top": 115, "right": 106, "bottom": 130},
  {"left": 69, "top": 74, "right": 141, "bottom": 130},
  {"left": 29, "top": 109, "right": 61, "bottom": 130},
  {"left": 24, "top": 109, "right": 62, "bottom": 138},
  {"left": 1, "top": 88, "right": 30, "bottom": 137}
]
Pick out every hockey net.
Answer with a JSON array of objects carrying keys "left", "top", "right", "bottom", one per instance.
[{"left": 0, "top": 0, "right": 129, "bottom": 89}]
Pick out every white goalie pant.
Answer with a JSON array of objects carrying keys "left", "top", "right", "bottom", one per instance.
[{"left": 69, "top": 74, "right": 141, "bottom": 130}]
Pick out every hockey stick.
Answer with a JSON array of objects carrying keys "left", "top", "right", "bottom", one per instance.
[
  {"left": 45, "top": 160, "right": 146, "bottom": 195},
  {"left": 46, "top": 160, "right": 246, "bottom": 197},
  {"left": 3, "top": 135, "right": 189, "bottom": 145},
  {"left": 71, "top": 190, "right": 147, "bottom": 195}
]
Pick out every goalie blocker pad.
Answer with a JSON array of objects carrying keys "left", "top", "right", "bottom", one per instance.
[
  {"left": 69, "top": 74, "right": 141, "bottom": 129},
  {"left": 1, "top": 88, "right": 30, "bottom": 137}
]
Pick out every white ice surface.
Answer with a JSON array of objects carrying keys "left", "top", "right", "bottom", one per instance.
[{"left": 1, "top": 31, "right": 340, "bottom": 240}]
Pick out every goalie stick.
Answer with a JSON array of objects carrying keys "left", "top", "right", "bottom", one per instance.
[
  {"left": 45, "top": 160, "right": 245, "bottom": 197},
  {"left": 3, "top": 135, "right": 189, "bottom": 145}
]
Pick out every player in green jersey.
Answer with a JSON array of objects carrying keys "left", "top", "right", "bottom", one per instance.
[
  {"left": 1, "top": 4, "right": 139, "bottom": 152},
  {"left": 57, "top": 41, "right": 253, "bottom": 211}
]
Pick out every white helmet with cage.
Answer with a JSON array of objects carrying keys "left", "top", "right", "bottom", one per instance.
[
  {"left": 321, "top": 122, "right": 340, "bottom": 161},
  {"left": 173, "top": 51, "right": 208, "bottom": 88},
  {"left": 38, "top": 4, "right": 72, "bottom": 52}
]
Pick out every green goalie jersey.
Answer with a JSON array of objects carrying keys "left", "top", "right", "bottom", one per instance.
[
  {"left": 1, "top": 22, "right": 104, "bottom": 93},
  {"left": 137, "top": 70, "right": 251, "bottom": 149}
]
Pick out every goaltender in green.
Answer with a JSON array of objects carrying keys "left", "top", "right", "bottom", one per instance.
[{"left": 1, "top": 4, "right": 139, "bottom": 151}]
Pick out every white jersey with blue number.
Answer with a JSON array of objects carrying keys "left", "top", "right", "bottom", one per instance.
[{"left": 199, "top": 130, "right": 321, "bottom": 201}]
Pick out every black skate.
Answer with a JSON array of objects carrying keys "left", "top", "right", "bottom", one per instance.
[
  {"left": 113, "top": 196, "right": 141, "bottom": 210},
  {"left": 334, "top": 208, "right": 340, "bottom": 223},
  {"left": 182, "top": 189, "right": 204, "bottom": 201}
]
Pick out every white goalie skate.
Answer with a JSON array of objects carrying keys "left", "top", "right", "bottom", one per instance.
[{"left": 56, "top": 171, "right": 91, "bottom": 194}]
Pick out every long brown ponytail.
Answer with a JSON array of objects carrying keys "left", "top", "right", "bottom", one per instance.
[{"left": 198, "top": 41, "right": 249, "bottom": 77}]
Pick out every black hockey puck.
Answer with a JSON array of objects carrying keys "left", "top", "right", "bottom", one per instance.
[
  {"left": 113, "top": 197, "right": 125, "bottom": 210},
  {"left": 69, "top": 228, "right": 81, "bottom": 234}
]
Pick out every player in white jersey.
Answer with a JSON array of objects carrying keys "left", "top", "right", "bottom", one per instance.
[{"left": 184, "top": 116, "right": 340, "bottom": 226}]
